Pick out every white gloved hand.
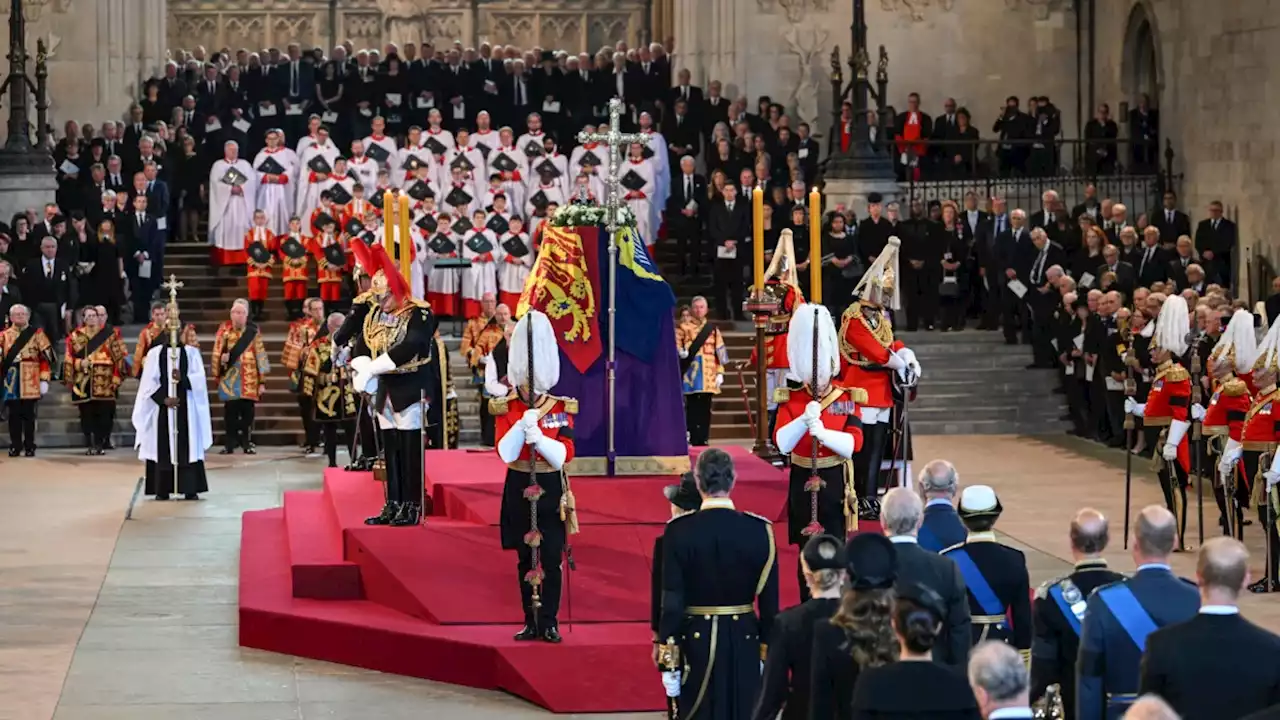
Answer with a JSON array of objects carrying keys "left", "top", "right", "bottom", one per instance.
[
  {"left": 897, "top": 348, "right": 922, "bottom": 384},
  {"left": 804, "top": 401, "right": 822, "bottom": 422},
  {"left": 715, "top": 373, "right": 723, "bottom": 390},
  {"left": 39, "top": 381, "right": 48, "bottom": 395},
  {"left": 1162, "top": 443, "right": 1177, "bottom": 461},
  {"left": 522, "top": 409, "right": 540, "bottom": 429},
  {"left": 349, "top": 355, "right": 371, "bottom": 374},
  {"left": 1190, "top": 403, "right": 1206, "bottom": 421},
  {"left": 805, "top": 415, "right": 823, "bottom": 434},
  {"left": 1266, "top": 471, "right": 1280, "bottom": 490},
  {"left": 661, "top": 670, "right": 681, "bottom": 698},
  {"left": 524, "top": 423, "right": 543, "bottom": 445},
  {"left": 678, "top": 347, "right": 688, "bottom": 359},
  {"left": 1124, "top": 398, "right": 1146, "bottom": 417}
]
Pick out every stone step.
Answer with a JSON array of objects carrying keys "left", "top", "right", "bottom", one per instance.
[
  {"left": 909, "top": 418, "right": 1073, "bottom": 435},
  {"left": 910, "top": 391, "right": 1066, "bottom": 409},
  {"left": 908, "top": 404, "right": 1068, "bottom": 423}
]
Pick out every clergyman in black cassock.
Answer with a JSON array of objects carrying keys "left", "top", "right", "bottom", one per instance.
[{"left": 132, "top": 335, "right": 212, "bottom": 500}]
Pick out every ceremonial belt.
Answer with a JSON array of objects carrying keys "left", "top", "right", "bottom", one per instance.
[
  {"left": 1204, "top": 424, "right": 1229, "bottom": 436},
  {"left": 0, "top": 326, "right": 36, "bottom": 376},
  {"left": 685, "top": 604, "right": 754, "bottom": 617},
  {"left": 508, "top": 459, "right": 559, "bottom": 474},
  {"left": 1244, "top": 441, "right": 1277, "bottom": 452},
  {"left": 679, "top": 322, "right": 716, "bottom": 375},
  {"left": 1048, "top": 584, "right": 1083, "bottom": 636},
  {"left": 949, "top": 549, "right": 1007, "bottom": 627},
  {"left": 790, "top": 452, "right": 846, "bottom": 470},
  {"left": 1097, "top": 585, "right": 1157, "bottom": 652},
  {"left": 223, "top": 324, "right": 259, "bottom": 375}
]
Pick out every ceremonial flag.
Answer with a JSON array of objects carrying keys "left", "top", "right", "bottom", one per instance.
[
  {"left": 608, "top": 226, "right": 676, "bottom": 363},
  {"left": 517, "top": 225, "right": 602, "bottom": 373}
]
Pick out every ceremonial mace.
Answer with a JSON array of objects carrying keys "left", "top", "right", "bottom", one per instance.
[
  {"left": 419, "top": 387, "right": 428, "bottom": 526},
  {"left": 163, "top": 275, "right": 184, "bottom": 500},
  {"left": 1188, "top": 329, "right": 1206, "bottom": 546},
  {"left": 1121, "top": 314, "right": 1135, "bottom": 549},
  {"left": 524, "top": 317, "right": 543, "bottom": 635},
  {"left": 803, "top": 306, "right": 825, "bottom": 538}
]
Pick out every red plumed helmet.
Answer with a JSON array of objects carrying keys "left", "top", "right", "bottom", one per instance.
[{"left": 370, "top": 242, "right": 410, "bottom": 302}]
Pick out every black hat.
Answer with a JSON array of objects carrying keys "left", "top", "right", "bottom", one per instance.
[
  {"left": 896, "top": 581, "right": 946, "bottom": 620},
  {"left": 843, "top": 533, "right": 897, "bottom": 590},
  {"left": 866, "top": 192, "right": 883, "bottom": 204},
  {"left": 662, "top": 472, "right": 701, "bottom": 512},
  {"left": 540, "top": 50, "right": 556, "bottom": 64},
  {"left": 802, "top": 534, "right": 846, "bottom": 572}
]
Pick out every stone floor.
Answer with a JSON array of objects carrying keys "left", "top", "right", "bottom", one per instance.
[{"left": 1, "top": 435, "right": 1276, "bottom": 720}]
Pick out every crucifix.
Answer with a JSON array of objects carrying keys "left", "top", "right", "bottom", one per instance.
[
  {"left": 575, "top": 98, "right": 647, "bottom": 474},
  {"left": 161, "top": 274, "right": 184, "bottom": 496}
]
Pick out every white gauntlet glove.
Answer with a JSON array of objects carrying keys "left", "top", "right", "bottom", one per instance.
[
  {"left": 39, "top": 381, "right": 48, "bottom": 395},
  {"left": 661, "top": 670, "right": 681, "bottom": 697},
  {"left": 1190, "top": 403, "right": 1206, "bottom": 421},
  {"left": 1124, "top": 397, "right": 1145, "bottom": 417},
  {"left": 524, "top": 423, "right": 543, "bottom": 445},
  {"left": 1266, "top": 452, "right": 1280, "bottom": 490},
  {"left": 522, "top": 409, "right": 540, "bottom": 429}
]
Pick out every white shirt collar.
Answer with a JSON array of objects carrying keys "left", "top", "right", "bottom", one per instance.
[
  {"left": 989, "top": 709, "right": 1035, "bottom": 719},
  {"left": 1137, "top": 563, "right": 1171, "bottom": 572},
  {"left": 925, "top": 498, "right": 952, "bottom": 508},
  {"left": 1200, "top": 605, "right": 1239, "bottom": 615},
  {"left": 889, "top": 535, "right": 918, "bottom": 544}
]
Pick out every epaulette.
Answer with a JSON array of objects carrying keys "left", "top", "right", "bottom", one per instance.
[
  {"left": 772, "top": 387, "right": 790, "bottom": 404},
  {"left": 352, "top": 290, "right": 378, "bottom": 306},
  {"left": 488, "top": 395, "right": 510, "bottom": 415},
  {"left": 743, "top": 511, "right": 772, "bottom": 524},
  {"left": 939, "top": 541, "right": 965, "bottom": 555},
  {"left": 1223, "top": 377, "right": 1249, "bottom": 397},
  {"left": 843, "top": 386, "right": 869, "bottom": 404},
  {"left": 552, "top": 395, "right": 578, "bottom": 414},
  {"left": 1035, "top": 575, "right": 1068, "bottom": 601},
  {"left": 1166, "top": 365, "right": 1190, "bottom": 382}
]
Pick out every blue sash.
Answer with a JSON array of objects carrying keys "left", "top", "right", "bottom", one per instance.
[
  {"left": 1097, "top": 585, "right": 1158, "bottom": 651},
  {"left": 949, "top": 549, "right": 1005, "bottom": 618},
  {"left": 1048, "top": 584, "right": 1082, "bottom": 636},
  {"left": 917, "top": 524, "right": 941, "bottom": 551}
]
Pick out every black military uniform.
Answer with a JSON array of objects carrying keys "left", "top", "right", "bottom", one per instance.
[
  {"left": 1030, "top": 558, "right": 1123, "bottom": 718},
  {"left": 332, "top": 293, "right": 377, "bottom": 470},
  {"left": 651, "top": 474, "right": 701, "bottom": 720},
  {"left": 353, "top": 292, "right": 437, "bottom": 527},
  {"left": 941, "top": 486, "right": 1032, "bottom": 664},
  {"left": 301, "top": 323, "right": 357, "bottom": 468},
  {"left": 753, "top": 534, "right": 847, "bottom": 720},
  {"left": 1076, "top": 564, "right": 1199, "bottom": 720},
  {"left": 658, "top": 497, "right": 780, "bottom": 720},
  {"left": 424, "top": 332, "right": 459, "bottom": 449}
]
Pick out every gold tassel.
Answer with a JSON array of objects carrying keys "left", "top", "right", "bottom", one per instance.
[
  {"left": 844, "top": 459, "right": 858, "bottom": 534},
  {"left": 560, "top": 472, "right": 580, "bottom": 535}
]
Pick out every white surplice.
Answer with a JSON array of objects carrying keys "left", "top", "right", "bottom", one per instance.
[
  {"left": 252, "top": 146, "right": 298, "bottom": 235},
  {"left": 132, "top": 344, "right": 213, "bottom": 464},
  {"left": 208, "top": 158, "right": 258, "bottom": 260}
]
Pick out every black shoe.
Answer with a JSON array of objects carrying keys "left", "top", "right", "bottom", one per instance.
[
  {"left": 155, "top": 494, "right": 170, "bottom": 501},
  {"left": 542, "top": 627, "right": 563, "bottom": 643},
  {"left": 219, "top": 447, "right": 233, "bottom": 455},
  {"left": 1249, "top": 578, "right": 1276, "bottom": 594},
  {"left": 243, "top": 444, "right": 257, "bottom": 455},
  {"left": 390, "top": 502, "right": 420, "bottom": 526},
  {"left": 103, "top": 441, "right": 115, "bottom": 450},
  {"left": 23, "top": 448, "right": 34, "bottom": 457},
  {"left": 514, "top": 626, "right": 539, "bottom": 641},
  {"left": 183, "top": 493, "right": 199, "bottom": 500},
  {"left": 7, "top": 448, "right": 19, "bottom": 458},
  {"left": 365, "top": 503, "right": 398, "bottom": 526}
]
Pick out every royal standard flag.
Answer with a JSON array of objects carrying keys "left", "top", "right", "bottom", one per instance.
[{"left": 517, "top": 225, "right": 603, "bottom": 373}]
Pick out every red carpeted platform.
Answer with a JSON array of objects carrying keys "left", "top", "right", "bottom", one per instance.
[{"left": 240, "top": 446, "right": 877, "bottom": 712}]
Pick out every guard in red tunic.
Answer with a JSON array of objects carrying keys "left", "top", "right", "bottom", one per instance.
[
  {"left": 837, "top": 236, "right": 920, "bottom": 520},
  {"left": 492, "top": 309, "right": 578, "bottom": 643},
  {"left": 1239, "top": 321, "right": 1280, "bottom": 592},
  {"left": 1125, "top": 295, "right": 1192, "bottom": 550},
  {"left": 1198, "top": 309, "right": 1257, "bottom": 539},
  {"left": 243, "top": 210, "right": 275, "bottom": 320},
  {"left": 278, "top": 216, "right": 310, "bottom": 320},
  {"left": 750, "top": 229, "right": 804, "bottom": 435},
  {"left": 774, "top": 303, "right": 865, "bottom": 601}
]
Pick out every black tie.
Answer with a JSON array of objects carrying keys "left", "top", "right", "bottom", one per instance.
[
  {"left": 1213, "top": 219, "right": 1219, "bottom": 231},
  {"left": 291, "top": 63, "right": 299, "bottom": 96},
  {"left": 1142, "top": 247, "right": 1153, "bottom": 273},
  {"left": 685, "top": 176, "right": 692, "bottom": 198},
  {"left": 45, "top": 261, "right": 52, "bottom": 279}
]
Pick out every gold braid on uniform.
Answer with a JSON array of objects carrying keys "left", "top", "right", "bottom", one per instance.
[{"left": 839, "top": 301, "right": 893, "bottom": 365}]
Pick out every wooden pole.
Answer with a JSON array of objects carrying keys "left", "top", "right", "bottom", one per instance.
[
  {"left": 809, "top": 188, "right": 822, "bottom": 303},
  {"left": 382, "top": 190, "right": 395, "bottom": 262},
  {"left": 398, "top": 193, "right": 412, "bottom": 284}
]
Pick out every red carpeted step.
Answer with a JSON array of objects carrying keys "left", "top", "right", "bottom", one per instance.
[{"left": 283, "top": 491, "right": 362, "bottom": 600}]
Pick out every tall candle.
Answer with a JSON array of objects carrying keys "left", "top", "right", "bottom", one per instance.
[
  {"left": 752, "top": 186, "right": 764, "bottom": 293},
  {"left": 398, "top": 194, "right": 412, "bottom": 284},
  {"left": 809, "top": 188, "right": 822, "bottom": 304},
  {"left": 382, "top": 190, "right": 395, "bottom": 263}
]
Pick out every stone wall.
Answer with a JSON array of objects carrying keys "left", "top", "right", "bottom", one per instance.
[
  {"left": 0, "top": 0, "right": 166, "bottom": 133},
  {"left": 1093, "top": 0, "right": 1280, "bottom": 291},
  {"left": 674, "top": 0, "right": 1079, "bottom": 143}
]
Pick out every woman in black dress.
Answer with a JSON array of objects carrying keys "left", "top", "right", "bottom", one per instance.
[
  {"left": 824, "top": 213, "right": 857, "bottom": 318},
  {"left": 809, "top": 533, "right": 899, "bottom": 720},
  {"left": 850, "top": 583, "right": 981, "bottom": 719},
  {"left": 934, "top": 202, "right": 972, "bottom": 331},
  {"left": 84, "top": 220, "right": 124, "bottom": 323},
  {"left": 1070, "top": 225, "right": 1109, "bottom": 291},
  {"left": 376, "top": 57, "right": 410, "bottom": 138},
  {"left": 176, "top": 134, "right": 206, "bottom": 244},
  {"left": 140, "top": 81, "right": 167, "bottom": 127}
]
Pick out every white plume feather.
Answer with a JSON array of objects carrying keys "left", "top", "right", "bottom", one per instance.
[
  {"left": 508, "top": 310, "right": 560, "bottom": 393},
  {"left": 1154, "top": 295, "right": 1190, "bottom": 358},
  {"left": 787, "top": 302, "right": 840, "bottom": 389}
]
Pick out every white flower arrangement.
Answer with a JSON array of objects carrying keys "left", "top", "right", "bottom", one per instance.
[{"left": 549, "top": 202, "right": 637, "bottom": 229}]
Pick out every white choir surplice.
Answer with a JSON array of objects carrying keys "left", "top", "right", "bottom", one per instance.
[
  {"left": 489, "top": 146, "right": 529, "bottom": 211},
  {"left": 347, "top": 155, "right": 379, "bottom": 193},
  {"left": 439, "top": 181, "right": 479, "bottom": 219},
  {"left": 363, "top": 133, "right": 398, "bottom": 168},
  {"left": 252, "top": 146, "right": 298, "bottom": 235},
  {"left": 621, "top": 158, "right": 656, "bottom": 245},
  {"left": 320, "top": 174, "right": 357, "bottom": 212},
  {"left": 132, "top": 344, "right": 213, "bottom": 464},
  {"left": 528, "top": 152, "right": 571, "bottom": 197},
  {"left": 426, "top": 226, "right": 462, "bottom": 317},
  {"left": 523, "top": 182, "right": 567, "bottom": 225},
  {"left": 295, "top": 142, "right": 341, "bottom": 221},
  {"left": 440, "top": 144, "right": 488, "bottom": 200},
  {"left": 472, "top": 129, "right": 500, "bottom": 162},
  {"left": 422, "top": 127, "right": 456, "bottom": 161},
  {"left": 461, "top": 227, "right": 500, "bottom": 318},
  {"left": 208, "top": 157, "right": 259, "bottom": 264},
  {"left": 395, "top": 143, "right": 436, "bottom": 189},
  {"left": 640, "top": 129, "right": 670, "bottom": 240},
  {"left": 495, "top": 230, "right": 534, "bottom": 308}
]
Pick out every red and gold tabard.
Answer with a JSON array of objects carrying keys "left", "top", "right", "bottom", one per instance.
[
  {"left": 283, "top": 318, "right": 319, "bottom": 393},
  {"left": 493, "top": 393, "right": 578, "bottom": 472},
  {"left": 1145, "top": 360, "right": 1192, "bottom": 472},
  {"left": 676, "top": 318, "right": 727, "bottom": 395},
  {"left": 0, "top": 324, "right": 51, "bottom": 400},
  {"left": 837, "top": 301, "right": 906, "bottom": 409},
  {"left": 460, "top": 314, "right": 505, "bottom": 372},
  {"left": 64, "top": 325, "right": 127, "bottom": 403},
  {"left": 244, "top": 225, "right": 275, "bottom": 289},
  {"left": 133, "top": 323, "right": 199, "bottom": 376},
  {"left": 748, "top": 280, "right": 802, "bottom": 371},
  {"left": 301, "top": 330, "right": 355, "bottom": 421},
  {"left": 774, "top": 385, "right": 868, "bottom": 468},
  {"left": 1203, "top": 375, "right": 1251, "bottom": 441},
  {"left": 277, "top": 232, "right": 310, "bottom": 283},
  {"left": 212, "top": 322, "right": 270, "bottom": 401},
  {"left": 1241, "top": 386, "right": 1280, "bottom": 452},
  {"left": 310, "top": 232, "right": 348, "bottom": 283}
]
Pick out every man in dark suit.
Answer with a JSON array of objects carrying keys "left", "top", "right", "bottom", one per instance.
[
  {"left": 0, "top": 261, "right": 21, "bottom": 321},
  {"left": 497, "top": 59, "right": 532, "bottom": 135},
  {"left": 1139, "top": 537, "right": 1280, "bottom": 720},
  {"left": 930, "top": 97, "right": 962, "bottom": 179},
  {"left": 20, "top": 236, "right": 71, "bottom": 344},
  {"left": 1029, "top": 190, "right": 1063, "bottom": 231},
  {"left": 157, "top": 61, "right": 188, "bottom": 116},
  {"left": 1002, "top": 209, "right": 1036, "bottom": 345},
  {"left": 140, "top": 164, "right": 172, "bottom": 243},
  {"left": 916, "top": 460, "right": 968, "bottom": 552},
  {"left": 124, "top": 195, "right": 162, "bottom": 323},
  {"left": 709, "top": 182, "right": 750, "bottom": 321},
  {"left": 565, "top": 53, "right": 601, "bottom": 128},
  {"left": 1030, "top": 509, "right": 1124, "bottom": 719},
  {"left": 992, "top": 96, "right": 1033, "bottom": 176},
  {"left": 1026, "top": 229, "right": 1067, "bottom": 368},
  {"left": 975, "top": 198, "right": 1010, "bottom": 331},
  {"left": 194, "top": 63, "right": 225, "bottom": 118},
  {"left": 1135, "top": 227, "right": 1171, "bottom": 288},
  {"left": 668, "top": 156, "right": 705, "bottom": 274},
  {"left": 667, "top": 68, "right": 702, "bottom": 123},
  {"left": 29, "top": 204, "right": 60, "bottom": 245},
  {"left": 273, "top": 43, "right": 315, "bottom": 142},
  {"left": 1166, "top": 235, "right": 1197, "bottom": 291},
  {"left": 1153, "top": 191, "right": 1192, "bottom": 245},
  {"left": 1194, "top": 200, "right": 1237, "bottom": 287},
  {"left": 880, "top": 487, "right": 971, "bottom": 667},
  {"left": 665, "top": 97, "right": 701, "bottom": 163},
  {"left": 1076, "top": 505, "right": 1200, "bottom": 720},
  {"left": 701, "top": 80, "right": 730, "bottom": 141},
  {"left": 1097, "top": 244, "right": 1137, "bottom": 301},
  {"left": 1128, "top": 94, "right": 1160, "bottom": 173},
  {"left": 121, "top": 104, "right": 147, "bottom": 154}
]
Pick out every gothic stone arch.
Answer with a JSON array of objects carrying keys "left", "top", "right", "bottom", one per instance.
[{"left": 1121, "top": 1, "right": 1162, "bottom": 105}]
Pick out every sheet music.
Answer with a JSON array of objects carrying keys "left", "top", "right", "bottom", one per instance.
[{"left": 1006, "top": 279, "right": 1028, "bottom": 298}]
